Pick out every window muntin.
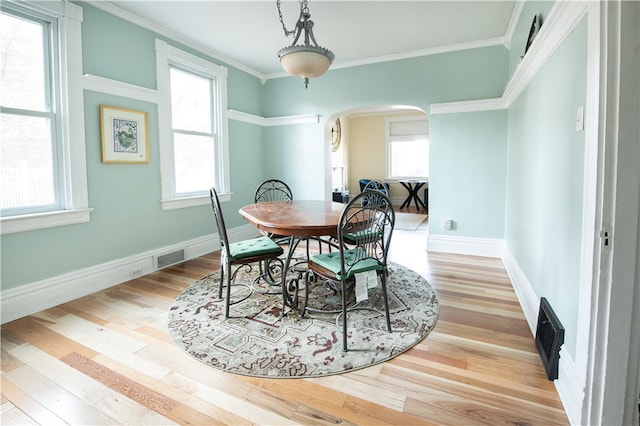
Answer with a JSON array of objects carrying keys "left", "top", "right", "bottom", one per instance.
[{"left": 1, "top": 7, "right": 60, "bottom": 215}]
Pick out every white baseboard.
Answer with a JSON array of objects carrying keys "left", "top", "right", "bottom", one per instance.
[
  {"left": 502, "top": 244, "right": 584, "bottom": 425},
  {"left": 501, "top": 245, "right": 539, "bottom": 334},
  {"left": 426, "top": 234, "right": 504, "bottom": 258},
  {"left": 1, "top": 224, "right": 260, "bottom": 324}
]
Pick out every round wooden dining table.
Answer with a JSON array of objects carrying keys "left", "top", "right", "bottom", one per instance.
[
  {"left": 239, "top": 200, "right": 346, "bottom": 238},
  {"left": 239, "top": 200, "right": 346, "bottom": 313}
]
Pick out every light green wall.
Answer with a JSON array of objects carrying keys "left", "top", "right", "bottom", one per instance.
[
  {"left": 505, "top": 18, "right": 588, "bottom": 358},
  {"left": 430, "top": 110, "right": 508, "bottom": 238}
]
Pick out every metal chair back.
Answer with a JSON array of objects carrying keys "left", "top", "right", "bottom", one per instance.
[
  {"left": 254, "top": 179, "right": 293, "bottom": 203},
  {"left": 338, "top": 190, "right": 395, "bottom": 277},
  {"left": 209, "top": 187, "right": 232, "bottom": 260}
]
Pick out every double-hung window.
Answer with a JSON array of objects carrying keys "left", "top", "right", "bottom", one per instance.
[
  {"left": 0, "top": 1, "right": 88, "bottom": 234},
  {"left": 155, "top": 39, "right": 230, "bottom": 210},
  {"left": 386, "top": 116, "right": 429, "bottom": 180}
]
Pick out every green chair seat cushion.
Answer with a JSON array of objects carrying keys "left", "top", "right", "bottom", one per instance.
[
  {"left": 311, "top": 248, "right": 381, "bottom": 280},
  {"left": 229, "top": 236, "right": 283, "bottom": 261}
]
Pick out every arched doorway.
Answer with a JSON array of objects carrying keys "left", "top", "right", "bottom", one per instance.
[{"left": 325, "top": 105, "right": 429, "bottom": 211}]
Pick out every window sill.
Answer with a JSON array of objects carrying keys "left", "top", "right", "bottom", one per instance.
[
  {"left": 161, "top": 192, "right": 231, "bottom": 211},
  {"left": 1, "top": 208, "right": 94, "bottom": 235}
]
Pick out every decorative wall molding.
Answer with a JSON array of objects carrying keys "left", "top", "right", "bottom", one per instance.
[
  {"left": 83, "top": 74, "right": 159, "bottom": 103},
  {"left": 431, "top": 1, "right": 589, "bottom": 116},
  {"left": 426, "top": 234, "right": 504, "bottom": 258},
  {"left": 430, "top": 98, "right": 507, "bottom": 115},
  {"left": 502, "top": 245, "right": 584, "bottom": 424},
  {"left": 228, "top": 110, "right": 320, "bottom": 126},
  {"left": 322, "top": 37, "right": 507, "bottom": 77},
  {"left": 80, "top": 77, "right": 317, "bottom": 127},
  {"left": 0, "top": 224, "right": 259, "bottom": 324}
]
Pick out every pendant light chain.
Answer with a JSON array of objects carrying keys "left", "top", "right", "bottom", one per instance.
[{"left": 277, "top": 0, "right": 307, "bottom": 37}]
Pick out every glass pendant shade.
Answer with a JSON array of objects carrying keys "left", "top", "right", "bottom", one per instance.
[{"left": 279, "top": 46, "right": 333, "bottom": 79}]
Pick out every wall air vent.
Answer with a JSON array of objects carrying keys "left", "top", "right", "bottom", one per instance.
[
  {"left": 154, "top": 249, "right": 185, "bottom": 270},
  {"left": 535, "top": 297, "right": 565, "bottom": 381}
]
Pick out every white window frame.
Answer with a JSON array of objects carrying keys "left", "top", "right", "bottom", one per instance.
[
  {"left": 0, "top": 1, "right": 90, "bottom": 235},
  {"left": 385, "top": 115, "right": 429, "bottom": 180},
  {"left": 155, "top": 39, "right": 230, "bottom": 210}
]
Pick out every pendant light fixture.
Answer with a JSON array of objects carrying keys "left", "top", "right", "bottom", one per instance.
[{"left": 276, "top": 0, "right": 335, "bottom": 88}]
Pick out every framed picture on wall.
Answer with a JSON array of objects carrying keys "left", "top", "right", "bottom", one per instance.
[{"left": 100, "top": 105, "right": 149, "bottom": 164}]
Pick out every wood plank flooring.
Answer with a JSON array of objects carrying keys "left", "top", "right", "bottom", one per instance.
[{"left": 1, "top": 214, "right": 569, "bottom": 425}]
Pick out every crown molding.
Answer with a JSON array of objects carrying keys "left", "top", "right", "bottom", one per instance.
[
  {"left": 267, "top": 37, "right": 507, "bottom": 80},
  {"left": 431, "top": 0, "right": 589, "bottom": 116},
  {"left": 90, "top": 1, "right": 267, "bottom": 83}
]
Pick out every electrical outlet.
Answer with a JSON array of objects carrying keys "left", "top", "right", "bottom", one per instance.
[
  {"left": 443, "top": 219, "right": 454, "bottom": 230},
  {"left": 129, "top": 269, "right": 143, "bottom": 278}
]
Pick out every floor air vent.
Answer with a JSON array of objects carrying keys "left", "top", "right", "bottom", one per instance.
[
  {"left": 155, "top": 249, "right": 185, "bottom": 270},
  {"left": 535, "top": 297, "right": 565, "bottom": 381}
]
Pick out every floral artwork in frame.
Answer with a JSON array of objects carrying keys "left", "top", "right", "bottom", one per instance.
[{"left": 100, "top": 105, "right": 149, "bottom": 164}]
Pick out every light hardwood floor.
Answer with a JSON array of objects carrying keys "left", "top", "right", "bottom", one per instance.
[{"left": 1, "top": 213, "right": 569, "bottom": 425}]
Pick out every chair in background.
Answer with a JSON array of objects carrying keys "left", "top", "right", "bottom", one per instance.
[
  {"left": 254, "top": 179, "right": 293, "bottom": 203},
  {"left": 209, "top": 187, "right": 284, "bottom": 318},
  {"left": 361, "top": 179, "right": 389, "bottom": 207},
  {"left": 361, "top": 179, "right": 389, "bottom": 195},
  {"left": 253, "top": 179, "right": 293, "bottom": 289},
  {"left": 302, "top": 190, "right": 396, "bottom": 351},
  {"left": 359, "top": 178, "right": 389, "bottom": 194}
]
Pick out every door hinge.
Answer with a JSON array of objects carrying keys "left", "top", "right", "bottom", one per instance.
[{"left": 600, "top": 227, "right": 612, "bottom": 249}]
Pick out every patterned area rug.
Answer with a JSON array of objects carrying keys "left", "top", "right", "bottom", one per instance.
[{"left": 167, "top": 262, "right": 439, "bottom": 378}]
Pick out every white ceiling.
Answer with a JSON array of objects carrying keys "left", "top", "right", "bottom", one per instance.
[{"left": 102, "top": 1, "right": 518, "bottom": 80}]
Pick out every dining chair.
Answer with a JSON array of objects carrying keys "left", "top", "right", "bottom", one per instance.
[
  {"left": 254, "top": 179, "right": 293, "bottom": 241},
  {"left": 254, "top": 179, "right": 293, "bottom": 203},
  {"left": 302, "top": 190, "right": 396, "bottom": 351},
  {"left": 253, "top": 179, "right": 294, "bottom": 289},
  {"left": 360, "top": 178, "right": 388, "bottom": 205},
  {"left": 209, "top": 187, "right": 284, "bottom": 318},
  {"left": 362, "top": 179, "right": 389, "bottom": 195}
]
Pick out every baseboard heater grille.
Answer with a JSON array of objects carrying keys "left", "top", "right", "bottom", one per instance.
[
  {"left": 535, "top": 297, "right": 565, "bottom": 380},
  {"left": 155, "top": 249, "right": 185, "bottom": 270}
]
